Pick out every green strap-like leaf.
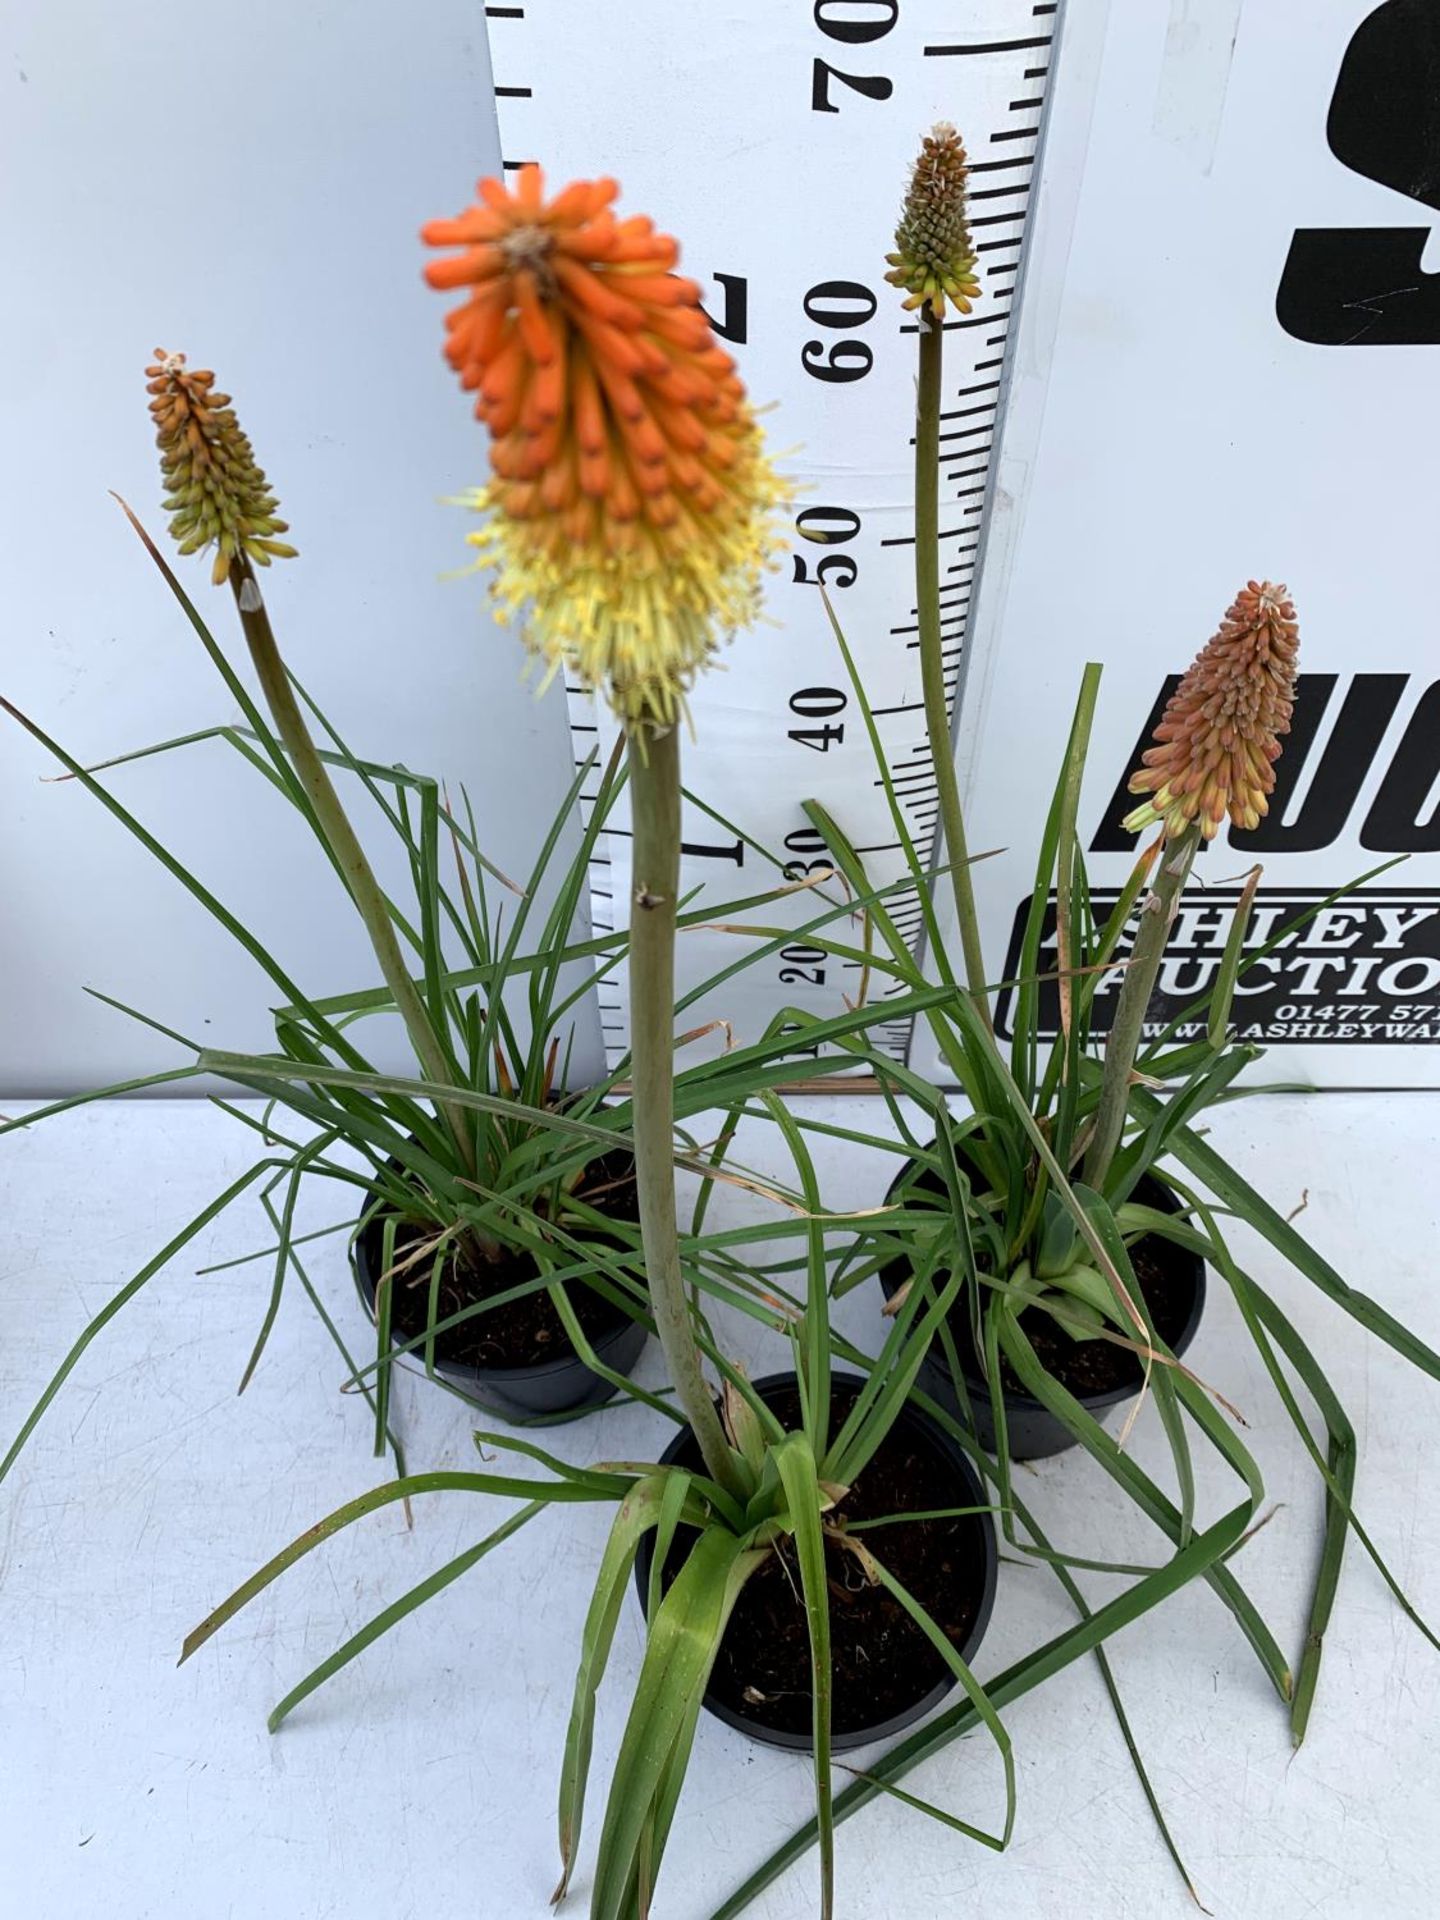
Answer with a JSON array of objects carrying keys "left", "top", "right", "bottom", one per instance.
[
  {"left": 268, "top": 1502, "right": 542, "bottom": 1734},
  {"left": 554, "top": 1476, "right": 670, "bottom": 1902},
  {"left": 591, "top": 1528, "right": 761, "bottom": 1920},
  {"left": 773, "top": 1436, "right": 835, "bottom": 1920},
  {"left": 180, "top": 1470, "right": 615, "bottom": 1667}
]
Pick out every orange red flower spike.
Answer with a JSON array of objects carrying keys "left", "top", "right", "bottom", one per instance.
[{"left": 422, "top": 164, "right": 787, "bottom": 727}]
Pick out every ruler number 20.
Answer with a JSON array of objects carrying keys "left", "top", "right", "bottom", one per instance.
[{"left": 811, "top": 1, "right": 898, "bottom": 112}]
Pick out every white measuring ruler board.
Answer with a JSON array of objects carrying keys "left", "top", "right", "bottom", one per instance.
[{"left": 484, "top": 0, "right": 1066, "bottom": 1069}]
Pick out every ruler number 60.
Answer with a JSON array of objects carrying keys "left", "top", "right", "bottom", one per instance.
[
  {"left": 802, "top": 281, "right": 877, "bottom": 383},
  {"left": 811, "top": 1, "right": 898, "bottom": 112}
]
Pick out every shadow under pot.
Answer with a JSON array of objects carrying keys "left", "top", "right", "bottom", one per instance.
[
  {"left": 633, "top": 1371, "right": 998, "bottom": 1753},
  {"left": 351, "top": 1142, "right": 648, "bottom": 1419},
  {"left": 878, "top": 1158, "right": 1207, "bottom": 1463}
]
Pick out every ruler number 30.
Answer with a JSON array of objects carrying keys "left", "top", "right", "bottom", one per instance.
[{"left": 811, "top": 0, "right": 898, "bottom": 112}]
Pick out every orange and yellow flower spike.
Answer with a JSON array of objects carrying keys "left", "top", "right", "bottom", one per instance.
[{"left": 422, "top": 166, "right": 787, "bottom": 729}]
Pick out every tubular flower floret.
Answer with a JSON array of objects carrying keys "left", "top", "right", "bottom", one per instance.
[
  {"left": 145, "top": 352, "right": 296, "bottom": 585},
  {"left": 885, "top": 123, "right": 981, "bottom": 320},
  {"left": 1124, "top": 580, "right": 1300, "bottom": 841},
  {"left": 422, "top": 166, "right": 788, "bottom": 728}
]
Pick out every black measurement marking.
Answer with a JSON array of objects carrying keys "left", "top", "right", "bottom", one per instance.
[
  {"left": 880, "top": 525, "right": 970, "bottom": 547},
  {"left": 1010, "top": 96, "right": 1044, "bottom": 110},
  {"left": 901, "top": 312, "right": 1001, "bottom": 336},
  {"left": 1025, "top": 64, "right": 1049, "bottom": 78},
  {"left": 971, "top": 182, "right": 1032, "bottom": 200},
  {"left": 992, "top": 126, "right": 1040, "bottom": 143},
  {"left": 494, "top": 85, "right": 533, "bottom": 97},
  {"left": 925, "top": 34, "right": 1052, "bottom": 57},
  {"left": 944, "top": 381, "right": 1002, "bottom": 403},
  {"left": 890, "top": 614, "right": 960, "bottom": 637},
  {"left": 872, "top": 699, "right": 926, "bottom": 716},
  {"left": 485, "top": 4, "right": 524, "bottom": 14},
  {"left": 978, "top": 236, "right": 1024, "bottom": 252}
]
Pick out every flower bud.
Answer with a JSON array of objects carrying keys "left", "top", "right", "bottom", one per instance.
[
  {"left": 146, "top": 351, "right": 296, "bottom": 585},
  {"left": 884, "top": 123, "right": 981, "bottom": 320}
]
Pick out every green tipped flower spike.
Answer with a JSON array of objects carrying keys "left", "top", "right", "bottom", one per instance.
[
  {"left": 146, "top": 351, "right": 297, "bottom": 586},
  {"left": 884, "top": 122, "right": 981, "bottom": 319}
]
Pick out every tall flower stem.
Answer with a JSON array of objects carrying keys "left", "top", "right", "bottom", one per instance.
[
  {"left": 627, "top": 722, "right": 744, "bottom": 1498},
  {"left": 916, "top": 316, "right": 991, "bottom": 1028},
  {"left": 228, "top": 555, "right": 479, "bottom": 1190},
  {"left": 1082, "top": 823, "right": 1202, "bottom": 1188}
]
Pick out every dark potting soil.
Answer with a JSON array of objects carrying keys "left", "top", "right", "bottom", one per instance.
[
  {"left": 662, "top": 1382, "right": 987, "bottom": 1740},
  {"left": 995, "top": 1231, "right": 1191, "bottom": 1398},
  {"left": 375, "top": 1146, "right": 639, "bottom": 1371}
]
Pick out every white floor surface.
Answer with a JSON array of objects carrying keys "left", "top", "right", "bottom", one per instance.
[{"left": 3, "top": 1093, "right": 1439, "bottom": 1920}]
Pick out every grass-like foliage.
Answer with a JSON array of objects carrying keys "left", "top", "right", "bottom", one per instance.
[
  {"left": 0, "top": 505, "right": 849, "bottom": 1477},
  {"left": 178, "top": 1116, "right": 1018, "bottom": 1920},
  {"left": 695, "top": 598, "right": 1440, "bottom": 1915}
]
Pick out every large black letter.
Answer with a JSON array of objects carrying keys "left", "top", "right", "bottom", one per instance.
[{"left": 1277, "top": 1, "right": 1440, "bottom": 346}]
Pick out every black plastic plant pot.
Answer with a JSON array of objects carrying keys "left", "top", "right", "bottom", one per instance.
[
  {"left": 633, "top": 1370, "right": 998, "bottom": 1754},
  {"left": 877, "top": 1160, "right": 1207, "bottom": 1462},
  {"left": 351, "top": 1167, "right": 648, "bottom": 1421}
]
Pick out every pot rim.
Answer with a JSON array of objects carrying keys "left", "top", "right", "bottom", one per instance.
[
  {"left": 635, "top": 1367, "right": 999, "bottom": 1752},
  {"left": 351, "top": 1156, "right": 646, "bottom": 1388},
  {"left": 879, "top": 1152, "right": 1208, "bottom": 1418}
]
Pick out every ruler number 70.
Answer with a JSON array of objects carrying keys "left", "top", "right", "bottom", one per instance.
[{"left": 811, "top": 1, "right": 899, "bottom": 112}]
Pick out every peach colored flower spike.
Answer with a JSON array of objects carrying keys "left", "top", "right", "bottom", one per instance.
[
  {"left": 1124, "top": 581, "right": 1300, "bottom": 841},
  {"left": 422, "top": 165, "right": 786, "bottom": 727}
]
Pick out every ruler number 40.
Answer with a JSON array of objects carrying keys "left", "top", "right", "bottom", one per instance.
[
  {"left": 789, "top": 685, "right": 847, "bottom": 753},
  {"left": 811, "top": 1, "right": 898, "bottom": 112}
]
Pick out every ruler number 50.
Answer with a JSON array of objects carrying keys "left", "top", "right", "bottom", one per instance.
[{"left": 811, "top": 1, "right": 898, "bottom": 112}]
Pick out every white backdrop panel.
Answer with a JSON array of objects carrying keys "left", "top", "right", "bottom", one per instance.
[{"left": 0, "top": 1, "right": 601, "bottom": 1094}]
